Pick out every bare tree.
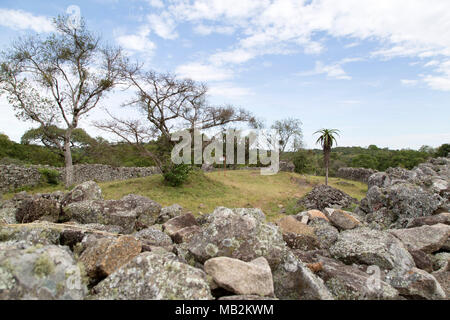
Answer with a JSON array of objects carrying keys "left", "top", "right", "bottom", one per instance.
[
  {"left": 271, "top": 118, "right": 303, "bottom": 153},
  {"left": 0, "top": 15, "right": 126, "bottom": 187},
  {"left": 95, "top": 70, "right": 254, "bottom": 170}
]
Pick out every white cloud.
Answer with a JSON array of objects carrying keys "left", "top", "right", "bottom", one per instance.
[
  {"left": 116, "top": 27, "right": 156, "bottom": 54},
  {"left": 155, "top": 0, "right": 450, "bottom": 91},
  {"left": 298, "top": 61, "right": 351, "bottom": 80},
  {"left": 147, "top": 0, "right": 164, "bottom": 8},
  {"left": 175, "top": 62, "right": 234, "bottom": 81},
  {"left": 401, "top": 79, "right": 419, "bottom": 87},
  {"left": 208, "top": 83, "right": 253, "bottom": 98},
  {"left": 147, "top": 12, "right": 178, "bottom": 40},
  {"left": 0, "top": 9, "right": 54, "bottom": 33},
  {"left": 193, "top": 24, "right": 235, "bottom": 36}
]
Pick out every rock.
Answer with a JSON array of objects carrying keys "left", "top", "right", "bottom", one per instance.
[
  {"left": 0, "top": 207, "right": 18, "bottom": 224},
  {"left": 186, "top": 207, "right": 286, "bottom": 268},
  {"left": 172, "top": 225, "right": 202, "bottom": 244},
  {"left": 330, "top": 228, "right": 415, "bottom": 271},
  {"left": 92, "top": 252, "right": 213, "bottom": 300},
  {"left": 61, "top": 181, "right": 102, "bottom": 207},
  {"left": 0, "top": 223, "right": 61, "bottom": 245},
  {"left": 432, "top": 271, "right": 450, "bottom": 298},
  {"left": 431, "top": 252, "right": 450, "bottom": 272},
  {"left": 312, "top": 255, "right": 399, "bottom": 300},
  {"left": 62, "top": 200, "right": 138, "bottom": 234},
  {"left": 272, "top": 250, "right": 334, "bottom": 300},
  {"left": 297, "top": 185, "right": 359, "bottom": 211},
  {"left": 407, "top": 212, "right": 450, "bottom": 228},
  {"left": 409, "top": 250, "right": 433, "bottom": 273},
  {"left": 364, "top": 181, "right": 446, "bottom": 229},
  {"left": 279, "top": 161, "right": 295, "bottom": 173},
  {"left": 301, "top": 209, "right": 329, "bottom": 222},
  {"left": 15, "top": 196, "right": 60, "bottom": 223},
  {"left": 79, "top": 236, "right": 142, "bottom": 282},
  {"left": 309, "top": 219, "right": 340, "bottom": 250},
  {"left": 134, "top": 227, "right": 173, "bottom": 252},
  {"left": 368, "top": 172, "right": 392, "bottom": 189},
  {"left": 389, "top": 224, "right": 450, "bottom": 253},
  {"left": 204, "top": 257, "right": 274, "bottom": 297},
  {"left": 324, "top": 208, "right": 361, "bottom": 231},
  {"left": 0, "top": 241, "right": 87, "bottom": 300},
  {"left": 276, "top": 216, "right": 320, "bottom": 251},
  {"left": 163, "top": 213, "right": 198, "bottom": 239},
  {"left": 157, "top": 204, "right": 184, "bottom": 224},
  {"left": 385, "top": 268, "right": 446, "bottom": 300},
  {"left": 119, "top": 194, "right": 161, "bottom": 229}
]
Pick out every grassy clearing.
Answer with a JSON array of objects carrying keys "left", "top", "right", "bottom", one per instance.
[{"left": 3, "top": 169, "right": 368, "bottom": 222}]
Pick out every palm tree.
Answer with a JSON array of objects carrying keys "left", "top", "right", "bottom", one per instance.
[{"left": 314, "top": 129, "right": 340, "bottom": 185}]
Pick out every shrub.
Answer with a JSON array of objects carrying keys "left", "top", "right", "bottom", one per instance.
[
  {"left": 162, "top": 163, "right": 193, "bottom": 187},
  {"left": 38, "top": 168, "right": 61, "bottom": 185}
]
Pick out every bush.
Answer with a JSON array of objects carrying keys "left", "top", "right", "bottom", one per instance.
[
  {"left": 38, "top": 168, "right": 61, "bottom": 185},
  {"left": 162, "top": 163, "right": 192, "bottom": 187}
]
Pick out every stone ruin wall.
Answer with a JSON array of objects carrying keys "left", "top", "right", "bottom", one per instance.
[
  {"left": 0, "top": 164, "right": 160, "bottom": 193},
  {"left": 336, "top": 167, "right": 378, "bottom": 183}
]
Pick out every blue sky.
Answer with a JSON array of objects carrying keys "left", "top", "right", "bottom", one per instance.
[{"left": 0, "top": 0, "right": 449, "bottom": 149}]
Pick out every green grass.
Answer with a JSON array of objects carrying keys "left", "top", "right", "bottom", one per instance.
[{"left": 2, "top": 170, "right": 368, "bottom": 222}]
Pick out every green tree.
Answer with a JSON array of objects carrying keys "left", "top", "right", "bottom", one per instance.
[
  {"left": 436, "top": 144, "right": 450, "bottom": 157},
  {"left": 314, "top": 128, "right": 340, "bottom": 185},
  {"left": 0, "top": 15, "right": 126, "bottom": 187}
]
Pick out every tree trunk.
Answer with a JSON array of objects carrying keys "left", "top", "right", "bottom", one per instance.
[
  {"left": 64, "top": 130, "right": 73, "bottom": 188},
  {"left": 324, "top": 149, "right": 330, "bottom": 186}
]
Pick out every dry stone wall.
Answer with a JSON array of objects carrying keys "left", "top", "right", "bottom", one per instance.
[
  {"left": 0, "top": 164, "right": 160, "bottom": 192},
  {"left": 337, "top": 167, "right": 378, "bottom": 183}
]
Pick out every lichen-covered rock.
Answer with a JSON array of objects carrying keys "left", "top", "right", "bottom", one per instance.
[
  {"left": 330, "top": 228, "right": 415, "bottom": 271},
  {"left": 309, "top": 219, "right": 339, "bottom": 250},
  {"left": 204, "top": 257, "right": 274, "bottom": 297},
  {"left": 163, "top": 213, "right": 198, "bottom": 238},
  {"left": 272, "top": 250, "right": 334, "bottom": 300},
  {"left": 0, "top": 207, "right": 17, "bottom": 224},
  {"left": 385, "top": 268, "right": 446, "bottom": 300},
  {"left": 324, "top": 208, "right": 361, "bottom": 231},
  {"left": 297, "top": 185, "right": 359, "bottom": 211},
  {"left": 389, "top": 224, "right": 450, "bottom": 254},
  {"left": 92, "top": 252, "right": 212, "bottom": 300},
  {"left": 157, "top": 204, "right": 184, "bottom": 224},
  {"left": 0, "top": 241, "right": 87, "bottom": 300},
  {"left": 432, "top": 270, "right": 450, "bottom": 299},
  {"left": 119, "top": 194, "right": 161, "bottom": 229},
  {"left": 407, "top": 212, "right": 450, "bottom": 228},
  {"left": 61, "top": 181, "right": 103, "bottom": 207},
  {"left": 134, "top": 227, "right": 173, "bottom": 252},
  {"left": 432, "top": 252, "right": 450, "bottom": 272},
  {"left": 0, "top": 223, "right": 61, "bottom": 245},
  {"left": 15, "top": 196, "right": 61, "bottom": 223},
  {"left": 360, "top": 157, "right": 450, "bottom": 229},
  {"left": 312, "top": 255, "right": 399, "bottom": 300},
  {"left": 276, "top": 216, "right": 320, "bottom": 251},
  {"left": 172, "top": 225, "right": 201, "bottom": 244},
  {"left": 79, "top": 236, "right": 142, "bottom": 282},
  {"left": 409, "top": 250, "right": 433, "bottom": 273},
  {"left": 61, "top": 200, "right": 138, "bottom": 234},
  {"left": 186, "top": 207, "right": 286, "bottom": 269}
]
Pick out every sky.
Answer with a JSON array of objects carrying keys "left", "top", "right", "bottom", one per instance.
[{"left": 0, "top": 0, "right": 449, "bottom": 150}]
